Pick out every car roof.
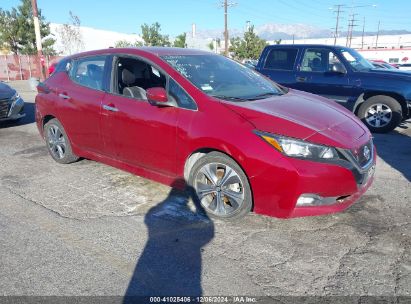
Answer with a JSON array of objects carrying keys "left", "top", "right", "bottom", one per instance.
[
  {"left": 265, "top": 44, "right": 347, "bottom": 49},
  {"left": 67, "top": 47, "right": 213, "bottom": 60}
]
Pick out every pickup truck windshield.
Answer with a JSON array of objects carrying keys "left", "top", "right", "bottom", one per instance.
[
  {"left": 340, "top": 48, "right": 374, "bottom": 71},
  {"left": 162, "top": 54, "right": 284, "bottom": 101}
]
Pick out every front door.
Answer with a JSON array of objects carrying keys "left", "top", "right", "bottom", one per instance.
[
  {"left": 294, "top": 48, "right": 353, "bottom": 106},
  {"left": 101, "top": 56, "right": 178, "bottom": 176}
]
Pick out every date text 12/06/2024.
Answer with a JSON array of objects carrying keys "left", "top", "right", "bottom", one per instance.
[{"left": 148, "top": 296, "right": 257, "bottom": 303}]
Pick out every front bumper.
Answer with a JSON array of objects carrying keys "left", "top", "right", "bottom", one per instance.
[
  {"left": 288, "top": 169, "right": 374, "bottom": 218},
  {"left": 249, "top": 144, "right": 376, "bottom": 219},
  {"left": 0, "top": 97, "right": 25, "bottom": 122}
]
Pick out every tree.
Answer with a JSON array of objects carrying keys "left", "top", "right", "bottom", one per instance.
[
  {"left": 274, "top": 39, "right": 282, "bottom": 45},
  {"left": 229, "top": 26, "right": 267, "bottom": 60},
  {"left": 0, "top": 0, "right": 56, "bottom": 55},
  {"left": 56, "top": 11, "right": 84, "bottom": 55},
  {"left": 0, "top": 8, "right": 21, "bottom": 54},
  {"left": 114, "top": 40, "right": 142, "bottom": 48},
  {"left": 207, "top": 39, "right": 221, "bottom": 52},
  {"left": 141, "top": 22, "right": 170, "bottom": 47},
  {"left": 173, "top": 33, "right": 187, "bottom": 48}
]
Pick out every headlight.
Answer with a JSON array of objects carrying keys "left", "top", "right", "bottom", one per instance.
[
  {"left": 10, "top": 93, "right": 20, "bottom": 102},
  {"left": 257, "top": 132, "right": 339, "bottom": 160}
]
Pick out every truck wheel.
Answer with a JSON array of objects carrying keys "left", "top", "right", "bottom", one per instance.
[
  {"left": 188, "top": 152, "right": 252, "bottom": 220},
  {"left": 358, "top": 95, "right": 402, "bottom": 133}
]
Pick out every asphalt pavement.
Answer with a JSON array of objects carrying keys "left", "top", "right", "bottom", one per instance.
[{"left": 0, "top": 81, "right": 410, "bottom": 302}]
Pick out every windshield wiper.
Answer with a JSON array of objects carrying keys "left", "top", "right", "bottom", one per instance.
[
  {"left": 210, "top": 95, "right": 248, "bottom": 102},
  {"left": 245, "top": 92, "right": 282, "bottom": 100}
]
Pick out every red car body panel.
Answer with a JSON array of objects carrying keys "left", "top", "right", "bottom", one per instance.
[{"left": 35, "top": 47, "right": 376, "bottom": 219}]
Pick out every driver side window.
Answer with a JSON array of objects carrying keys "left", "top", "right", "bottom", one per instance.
[
  {"left": 115, "top": 57, "right": 166, "bottom": 101},
  {"left": 300, "top": 49, "right": 344, "bottom": 73}
]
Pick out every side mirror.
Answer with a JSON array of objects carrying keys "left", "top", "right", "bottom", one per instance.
[
  {"left": 146, "top": 87, "right": 170, "bottom": 106},
  {"left": 331, "top": 63, "right": 347, "bottom": 74}
]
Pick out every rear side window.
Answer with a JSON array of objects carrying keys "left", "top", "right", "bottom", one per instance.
[
  {"left": 70, "top": 56, "right": 106, "bottom": 90},
  {"left": 264, "top": 48, "right": 298, "bottom": 70},
  {"left": 54, "top": 58, "right": 71, "bottom": 74}
]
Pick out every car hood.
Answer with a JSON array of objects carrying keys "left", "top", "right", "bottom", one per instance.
[
  {"left": 0, "top": 82, "right": 16, "bottom": 99},
  {"left": 364, "top": 68, "right": 411, "bottom": 80},
  {"left": 222, "top": 89, "right": 370, "bottom": 149}
]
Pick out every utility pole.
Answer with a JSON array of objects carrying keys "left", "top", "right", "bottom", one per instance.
[
  {"left": 221, "top": 0, "right": 236, "bottom": 57},
  {"left": 332, "top": 4, "right": 344, "bottom": 45},
  {"left": 345, "top": 13, "right": 358, "bottom": 47},
  {"left": 347, "top": 13, "right": 358, "bottom": 48},
  {"left": 375, "top": 20, "right": 380, "bottom": 48},
  {"left": 361, "top": 17, "right": 365, "bottom": 49},
  {"left": 224, "top": 0, "right": 228, "bottom": 56},
  {"left": 344, "top": 3, "right": 376, "bottom": 48},
  {"left": 31, "top": 0, "right": 45, "bottom": 80}
]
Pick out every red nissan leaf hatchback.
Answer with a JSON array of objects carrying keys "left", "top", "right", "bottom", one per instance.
[{"left": 35, "top": 47, "right": 376, "bottom": 220}]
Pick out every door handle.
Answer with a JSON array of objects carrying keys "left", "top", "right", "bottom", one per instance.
[
  {"left": 58, "top": 93, "right": 70, "bottom": 99},
  {"left": 296, "top": 76, "right": 307, "bottom": 82},
  {"left": 353, "top": 79, "right": 362, "bottom": 87},
  {"left": 103, "top": 105, "right": 119, "bottom": 112}
]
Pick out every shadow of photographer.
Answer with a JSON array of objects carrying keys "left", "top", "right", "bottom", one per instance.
[{"left": 123, "top": 179, "right": 215, "bottom": 300}]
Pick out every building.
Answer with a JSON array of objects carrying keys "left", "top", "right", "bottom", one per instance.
[{"left": 274, "top": 33, "right": 411, "bottom": 64}]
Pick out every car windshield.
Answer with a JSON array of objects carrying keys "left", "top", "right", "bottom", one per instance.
[
  {"left": 340, "top": 48, "right": 374, "bottom": 71},
  {"left": 161, "top": 54, "right": 285, "bottom": 101}
]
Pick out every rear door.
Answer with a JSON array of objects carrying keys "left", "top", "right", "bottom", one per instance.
[
  {"left": 52, "top": 55, "right": 109, "bottom": 153},
  {"left": 293, "top": 48, "right": 352, "bottom": 105},
  {"left": 257, "top": 47, "right": 299, "bottom": 87}
]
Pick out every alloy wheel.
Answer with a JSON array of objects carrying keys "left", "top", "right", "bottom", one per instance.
[
  {"left": 365, "top": 103, "right": 392, "bottom": 128},
  {"left": 47, "top": 124, "right": 67, "bottom": 159},
  {"left": 194, "top": 162, "right": 245, "bottom": 216}
]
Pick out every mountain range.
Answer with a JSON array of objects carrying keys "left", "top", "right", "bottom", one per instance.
[{"left": 193, "top": 23, "right": 411, "bottom": 41}]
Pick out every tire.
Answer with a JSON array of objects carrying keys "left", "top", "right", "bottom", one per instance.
[
  {"left": 44, "top": 118, "right": 79, "bottom": 164},
  {"left": 188, "top": 151, "right": 252, "bottom": 220},
  {"left": 358, "top": 95, "right": 402, "bottom": 133}
]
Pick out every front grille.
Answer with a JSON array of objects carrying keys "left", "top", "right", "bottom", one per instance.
[
  {"left": 352, "top": 140, "right": 373, "bottom": 168},
  {"left": 0, "top": 99, "right": 10, "bottom": 118},
  {"left": 337, "top": 139, "right": 375, "bottom": 186}
]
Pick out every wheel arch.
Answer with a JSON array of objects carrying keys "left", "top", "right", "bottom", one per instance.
[
  {"left": 354, "top": 91, "right": 407, "bottom": 117},
  {"left": 183, "top": 147, "right": 255, "bottom": 210},
  {"left": 43, "top": 114, "right": 56, "bottom": 127},
  {"left": 40, "top": 114, "right": 57, "bottom": 137}
]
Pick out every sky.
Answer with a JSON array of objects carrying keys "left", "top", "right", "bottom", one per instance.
[{"left": 1, "top": 0, "right": 410, "bottom": 36}]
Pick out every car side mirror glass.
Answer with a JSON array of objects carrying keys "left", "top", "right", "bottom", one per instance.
[
  {"left": 146, "top": 87, "right": 169, "bottom": 105},
  {"left": 331, "top": 63, "right": 347, "bottom": 74}
]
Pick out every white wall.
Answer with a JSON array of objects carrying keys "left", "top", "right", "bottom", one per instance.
[
  {"left": 50, "top": 23, "right": 143, "bottom": 55},
  {"left": 274, "top": 34, "right": 411, "bottom": 50}
]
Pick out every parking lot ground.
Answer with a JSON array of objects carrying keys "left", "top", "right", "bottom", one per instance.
[{"left": 0, "top": 81, "right": 410, "bottom": 299}]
